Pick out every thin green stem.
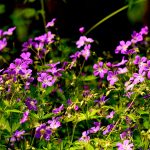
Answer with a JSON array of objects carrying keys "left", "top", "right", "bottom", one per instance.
[
  {"left": 85, "top": 5, "right": 128, "bottom": 35},
  {"left": 40, "top": 0, "right": 47, "bottom": 31},
  {"left": 78, "top": 60, "right": 85, "bottom": 77},
  {"left": 69, "top": 122, "right": 77, "bottom": 147},
  {"left": 85, "top": 0, "right": 146, "bottom": 35}
]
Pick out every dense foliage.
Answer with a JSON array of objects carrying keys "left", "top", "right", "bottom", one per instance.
[{"left": 0, "top": 18, "right": 150, "bottom": 150}]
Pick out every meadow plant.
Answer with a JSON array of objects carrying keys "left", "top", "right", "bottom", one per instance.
[{"left": 0, "top": 18, "right": 150, "bottom": 150}]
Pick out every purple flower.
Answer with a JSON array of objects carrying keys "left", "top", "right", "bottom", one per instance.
[
  {"left": 74, "top": 105, "right": 79, "bottom": 111},
  {"left": 35, "top": 123, "right": 52, "bottom": 141},
  {"left": 46, "top": 18, "right": 56, "bottom": 28},
  {"left": 37, "top": 72, "right": 55, "bottom": 88},
  {"left": 46, "top": 31, "right": 55, "bottom": 44},
  {"left": 117, "top": 140, "right": 134, "bottom": 150},
  {"left": 131, "top": 31, "right": 143, "bottom": 44},
  {"left": 34, "top": 42, "right": 44, "bottom": 51},
  {"left": 76, "top": 36, "right": 93, "bottom": 48},
  {"left": 52, "top": 104, "right": 64, "bottom": 114},
  {"left": 81, "top": 44, "right": 91, "bottom": 60},
  {"left": 22, "top": 38, "right": 35, "bottom": 51},
  {"left": 9, "top": 58, "right": 28, "bottom": 75},
  {"left": 3, "top": 27, "right": 16, "bottom": 36},
  {"left": 10, "top": 130, "right": 25, "bottom": 143},
  {"left": 20, "top": 110, "right": 29, "bottom": 124},
  {"left": 112, "top": 56, "right": 128, "bottom": 67},
  {"left": 0, "top": 29, "right": 3, "bottom": 37},
  {"left": 106, "top": 62, "right": 112, "bottom": 68},
  {"left": 115, "top": 40, "right": 131, "bottom": 54},
  {"left": 35, "top": 33, "right": 47, "bottom": 43},
  {"left": 20, "top": 52, "right": 33, "bottom": 64},
  {"left": 88, "top": 122, "right": 101, "bottom": 134},
  {"left": 117, "top": 67, "right": 128, "bottom": 74},
  {"left": 103, "top": 124, "right": 114, "bottom": 135},
  {"left": 46, "top": 62, "right": 64, "bottom": 77},
  {"left": 107, "top": 71, "right": 118, "bottom": 85},
  {"left": 48, "top": 117, "right": 61, "bottom": 130},
  {"left": 133, "top": 55, "right": 147, "bottom": 72},
  {"left": 0, "top": 38, "right": 7, "bottom": 51},
  {"left": 120, "top": 128, "right": 132, "bottom": 140},
  {"left": 93, "top": 62, "right": 108, "bottom": 78},
  {"left": 146, "top": 60, "right": 150, "bottom": 79},
  {"left": 79, "top": 131, "right": 90, "bottom": 142},
  {"left": 70, "top": 51, "right": 81, "bottom": 60},
  {"left": 140, "top": 26, "right": 148, "bottom": 35},
  {"left": 133, "top": 71, "right": 146, "bottom": 84},
  {"left": 106, "top": 111, "right": 115, "bottom": 119},
  {"left": 25, "top": 97, "right": 37, "bottom": 111},
  {"left": 94, "top": 95, "right": 109, "bottom": 105},
  {"left": 125, "top": 81, "right": 134, "bottom": 91},
  {"left": 79, "top": 27, "right": 85, "bottom": 33}
]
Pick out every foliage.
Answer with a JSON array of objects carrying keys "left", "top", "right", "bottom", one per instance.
[{"left": 0, "top": 16, "right": 149, "bottom": 150}]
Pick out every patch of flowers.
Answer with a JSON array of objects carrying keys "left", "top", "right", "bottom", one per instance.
[{"left": 0, "top": 18, "right": 150, "bottom": 150}]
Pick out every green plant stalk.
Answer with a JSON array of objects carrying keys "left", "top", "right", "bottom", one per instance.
[
  {"left": 69, "top": 122, "right": 77, "bottom": 147},
  {"left": 85, "top": 5, "right": 128, "bottom": 35},
  {"left": 85, "top": 0, "right": 146, "bottom": 35},
  {"left": 40, "top": 0, "right": 47, "bottom": 31}
]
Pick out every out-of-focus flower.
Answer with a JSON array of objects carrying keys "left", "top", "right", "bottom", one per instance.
[
  {"left": 10, "top": 130, "right": 25, "bottom": 143},
  {"left": 46, "top": 18, "right": 56, "bottom": 28},
  {"left": 20, "top": 110, "right": 29, "bottom": 124},
  {"left": 81, "top": 44, "right": 91, "bottom": 60},
  {"left": 107, "top": 71, "right": 118, "bottom": 85},
  {"left": 79, "top": 27, "right": 85, "bottom": 33},
  {"left": 25, "top": 97, "right": 37, "bottom": 111},
  {"left": 76, "top": 36, "right": 93, "bottom": 48},
  {"left": 88, "top": 122, "right": 101, "bottom": 134},
  {"left": 48, "top": 117, "right": 61, "bottom": 130},
  {"left": 52, "top": 104, "right": 64, "bottom": 114},
  {"left": 0, "top": 38, "right": 7, "bottom": 51},
  {"left": 106, "top": 111, "right": 115, "bottom": 119},
  {"left": 103, "top": 124, "right": 114, "bottom": 135},
  {"left": 3, "top": 27, "right": 16, "bottom": 36},
  {"left": 79, "top": 131, "right": 90, "bottom": 142},
  {"left": 116, "top": 140, "right": 134, "bottom": 150}
]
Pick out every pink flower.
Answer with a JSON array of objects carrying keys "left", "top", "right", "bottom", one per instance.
[
  {"left": 79, "top": 27, "right": 85, "bottom": 33},
  {"left": 117, "top": 140, "right": 134, "bottom": 150},
  {"left": 0, "top": 38, "right": 7, "bottom": 51},
  {"left": 76, "top": 36, "right": 93, "bottom": 48},
  {"left": 46, "top": 18, "right": 56, "bottom": 28},
  {"left": 115, "top": 40, "right": 131, "bottom": 54}
]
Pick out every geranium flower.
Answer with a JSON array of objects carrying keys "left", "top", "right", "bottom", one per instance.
[
  {"left": 35, "top": 123, "right": 52, "bottom": 141},
  {"left": 117, "top": 140, "right": 134, "bottom": 150},
  {"left": 93, "top": 61, "right": 108, "bottom": 78}
]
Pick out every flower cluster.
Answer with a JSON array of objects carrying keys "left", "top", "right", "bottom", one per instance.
[
  {"left": 0, "top": 19, "right": 149, "bottom": 150},
  {"left": 0, "top": 27, "right": 16, "bottom": 51}
]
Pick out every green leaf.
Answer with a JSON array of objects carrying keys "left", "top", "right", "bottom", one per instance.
[
  {"left": 6, "top": 109, "right": 22, "bottom": 113},
  {"left": 143, "top": 118, "right": 150, "bottom": 129},
  {"left": 81, "top": 75, "right": 97, "bottom": 81},
  {"left": 11, "top": 122, "right": 20, "bottom": 132},
  {"left": 23, "top": 8, "right": 36, "bottom": 18},
  {"left": 127, "top": 114, "right": 137, "bottom": 122},
  {"left": 138, "top": 110, "right": 149, "bottom": 115},
  {"left": 0, "top": 117, "right": 11, "bottom": 132},
  {"left": 41, "top": 113, "right": 53, "bottom": 120},
  {"left": 0, "top": 4, "right": 5, "bottom": 14}
]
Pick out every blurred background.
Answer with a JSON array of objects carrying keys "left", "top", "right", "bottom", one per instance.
[{"left": 0, "top": 0, "right": 149, "bottom": 55}]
